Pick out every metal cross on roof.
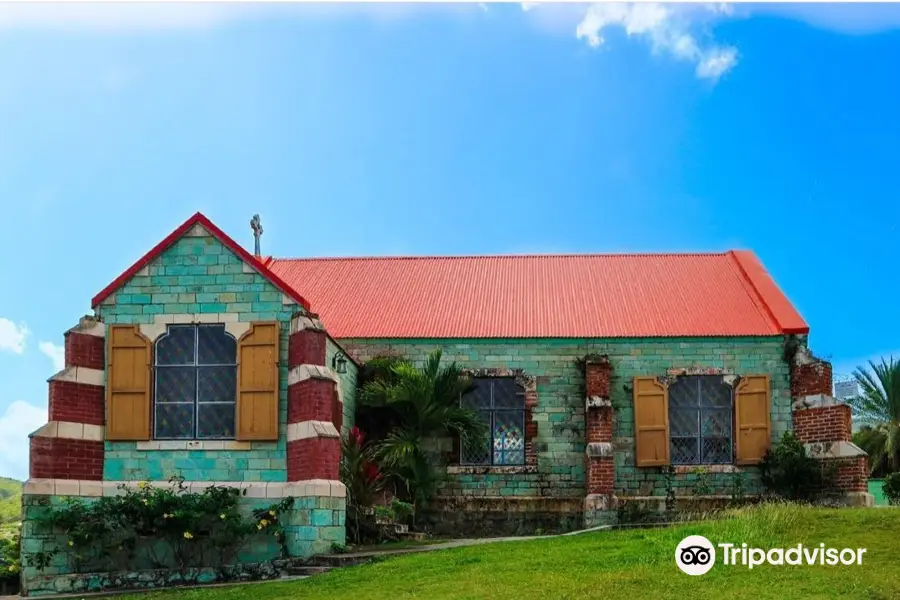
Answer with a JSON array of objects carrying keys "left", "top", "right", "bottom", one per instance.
[{"left": 250, "top": 214, "right": 263, "bottom": 256}]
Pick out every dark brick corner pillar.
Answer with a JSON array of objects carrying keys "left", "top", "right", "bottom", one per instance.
[
  {"left": 790, "top": 347, "right": 871, "bottom": 506},
  {"left": 584, "top": 356, "right": 615, "bottom": 519},
  {"left": 286, "top": 313, "right": 341, "bottom": 482},
  {"left": 28, "top": 315, "right": 106, "bottom": 486}
]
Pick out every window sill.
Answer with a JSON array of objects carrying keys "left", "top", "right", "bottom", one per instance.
[
  {"left": 446, "top": 465, "right": 537, "bottom": 475},
  {"left": 135, "top": 440, "right": 256, "bottom": 451},
  {"left": 673, "top": 465, "right": 737, "bottom": 474}
]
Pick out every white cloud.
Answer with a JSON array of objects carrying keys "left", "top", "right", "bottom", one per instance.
[
  {"left": 0, "top": 401, "right": 47, "bottom": 481},
  {"left": 0, "top": 318, "right": 29, "bottom": 354},
  {"left": 39, "top": 341, "right": 65, "bottom": 372},
  {"left": 574, "top": 3, "right": 738, "bottom": 81}
]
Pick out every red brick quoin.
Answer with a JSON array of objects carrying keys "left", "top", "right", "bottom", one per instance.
[
  {"left": 585, "top": 357, "right": 614, "bottom": 497},
  {"left": 287, "top": 437, "right": 340, "bottom": 481},
  {"left": 288, "top": 378, "right": 336, "bottom": 423},
  {"left": 791, "top": 349, "right": 833, "bottom": 399},
  {"left": 793, "top": 405, "right": 852, "bottom": 444},
  {"left": 64, "top": 331, "right": 105, "bottom": 371},
  {"left": 49, "top": 380, "right": 105, "bottom": 426},
  {"left": 30, "top": 437, "right": 104, "bottom": 480},
  {"left": 587, "top": 458, "right": 614, "bottom": 495},
  {"left": 288, "top": 327, "right": 326, "bottom": 368}
]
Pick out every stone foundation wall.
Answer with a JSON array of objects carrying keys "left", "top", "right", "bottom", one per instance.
[
  {"left": 423, "top": 497, "right": 583, "bottom": 537},
  {"left": 19, "top": 488, "right": 345, "bottom": 596}
]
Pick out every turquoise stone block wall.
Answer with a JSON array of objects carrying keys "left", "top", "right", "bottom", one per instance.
[
  {"left": 326, "top": 337, "right": 357, "bottom": 436},
  {"left": 339, "top": 336, "right": 793, "bottom": 504},
  {"left": 96, "top": 233, "right": 303, "bottom": 483},
  {"left": 20, "top": 492, "right": 344, "bottom": 596}
]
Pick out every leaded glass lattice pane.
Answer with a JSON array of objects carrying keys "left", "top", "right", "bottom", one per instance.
[
  {"left": 460, "top": 377, "right": 527, "bottom": 466},
  {"left": 197, "top": 325, "right": 237, "bottom": 365},
  {"left": 155, "top": 403, "right": 195, "bottom": 439},
  {"left": 702, "top": 437, "right": 732, "bottom": 464},
  {"left": 197, "top": 367, "right": 237, "bottom": 404},
  {"left": 669, "top": 409, "right": 699, "bottom": 436},
  {"left": 493, "top": 378, "right": 523, "bottom": 409},
  {"left": 667, "top": 375, "right": 734, "bottom": 465},
  {"left": 156, "top": 367, "right": 196, "bottom": 404},
  {"left": 701, "top": 409, "right": 731, "bottom": 437},
  {"left": 700, "top": 377, "right": 732, "bottom": 407},
  {"left": 197, "top": 404, "right": 236, "bottom": 439},
  {"left": 671, "top": 437, "right": 700, "bottom": 465},
  {"left": 156, "top": 326, "right": 195, "bottom": 366},
  {"left": 153, "top": 324, "right": 238, "bottom": 441},
  {"left": 493, "top": 410, "right": 525, "bottom": 466},
  {"left": 461, "top": 409, "right": 492, "bottom": 465},
  {"left": 669, "top": 378, "right": 699, "bottom": 408},
  {"left": 462, "top": 379, "right": 491, "bottom": 410}
]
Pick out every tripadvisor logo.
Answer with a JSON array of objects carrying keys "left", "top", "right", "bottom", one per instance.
[{"left": 675, "top": 535, "right": 867, "bottom": 576}]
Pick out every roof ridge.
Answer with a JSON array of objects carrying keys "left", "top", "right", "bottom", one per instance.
[
  {"left": 724, "top": 250, "right": 784, "bottom": 334},
  {"left": 269, "top": 251, "right": 735, "bottom": 262}
]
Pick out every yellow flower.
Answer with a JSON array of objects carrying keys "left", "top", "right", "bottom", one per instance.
[
  {"left": 256, "top": 524, "right": 263, "bottom": 531},
  {"left": 138, "top": 482, "right": 149, "bottom": 490},
  {"left": 183, "top": 532, "right": 193, "bottom": 540},
  {"left": 268, "top": 510, "right": 275, "bottom": 517},
  {"left": 219, "top": 514, "right": 226, "bottom": 520},
  {"left": 259, "top": 519, "right": 269, "bottom": 527},
  {"left": 67, "top": 540, "right": 74, "bottom": 547}
]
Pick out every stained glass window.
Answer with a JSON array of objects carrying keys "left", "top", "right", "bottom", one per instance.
[
  {"left": 460, "top": 377, "right": 525, "bottom": 466},
  {"left": 154, "top": 324, "right": 237, "bottom": 440},
  {"left": 668, "top": 375, "right": 733, "bottom": 465}
]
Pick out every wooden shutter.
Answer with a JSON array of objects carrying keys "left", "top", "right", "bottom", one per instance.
[
  {"left": 106, "top": 325, "right": 152, "bottom": 441},
  {"left": 236, "top": 322, "right": 280, "bottom": 441},
  {"left": 633, "top": 376, "right": 670, "bottom": 467},
  {"left": 735, "top": 375, "right": 771, "bottom": 465},
  {"left": 332, "top": 387, "right": 343, "bottom": 434}
]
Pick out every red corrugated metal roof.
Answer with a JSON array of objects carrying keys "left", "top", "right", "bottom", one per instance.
[{"left": 267, "top": 251, "right": 808, "bottom": 339}]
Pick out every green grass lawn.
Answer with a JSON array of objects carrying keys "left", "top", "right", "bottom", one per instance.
[{"left": 114, "top": 503, "right": 898, "bottom": 600}]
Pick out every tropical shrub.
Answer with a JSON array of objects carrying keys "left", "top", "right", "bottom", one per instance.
[
  {"left": 846, "top": 356, "right": 900, "bottom": 475},
  {"left": 760, "top": 432, "right": 830, "bottom": 501},
  {"left": 340, "top": 426, "right": 385, "bottom": 544},
  {"left": 358, "top": 349, "right": 487, "bottom": 520},
  {"left": 28, "top": 478, "right": 292, "bottom": 579},
  {"left": 882, "top": 472, "right": 900, "bottom": 505}
]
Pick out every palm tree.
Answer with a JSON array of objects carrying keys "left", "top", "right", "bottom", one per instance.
[
  {"left": 846, "top": 356, "right": 900, "bottom": 474},
  {"left": 358, "top": 349, "right": 487, "bottom": 518}
]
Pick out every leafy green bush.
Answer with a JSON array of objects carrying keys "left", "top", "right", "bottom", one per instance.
[
  {"left": 28, "top": 477, "right": 292, "bottom": 578},
  {"left": 882, "top": 472, "right": 900, "bottom": 505},
  {"left": 0, "top": 526, "right": 20, "bottom": 578},
  {"left": 760, "top": 432, "right": 829, "bottom": 501}
]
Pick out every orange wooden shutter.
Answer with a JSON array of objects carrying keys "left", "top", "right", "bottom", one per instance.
[
  {"left": 236, "top": 322, "right": 280, "bottom": 441},
  {"left": 106, "top": 325, "right": 152, "bottom": 441},
  {"left": 735, "top": 375, "right": 771, "bottom": 465},
  {"left": 633, "top": 376, "right": 670, "bottom": 467}
]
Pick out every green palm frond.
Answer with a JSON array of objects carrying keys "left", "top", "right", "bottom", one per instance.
[{"left": 848, "top": 356, "right": 900, "bottom": 474}]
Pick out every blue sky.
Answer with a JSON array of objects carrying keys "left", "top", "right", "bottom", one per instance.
[{"left": 1, "top": 2, "right": 899, "bottom": 480}]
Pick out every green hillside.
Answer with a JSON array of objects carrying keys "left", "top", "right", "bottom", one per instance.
[{"left": 0, "top": 478, "right": 22, "bottom": 526}]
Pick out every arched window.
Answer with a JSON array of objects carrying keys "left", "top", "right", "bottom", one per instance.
[
  {"left": 668, "top": 375, "right": 733, "bottom": 465},
  {"left": 460, "top": 377, "right": 526, "bottom": 466},
  {"left": 154, "top": 324, "right": 238, "bottom": 440}
]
